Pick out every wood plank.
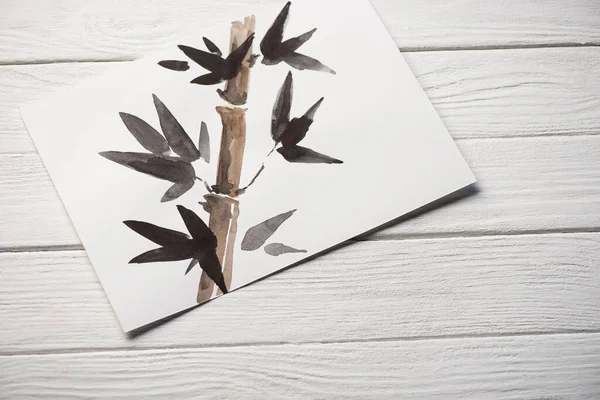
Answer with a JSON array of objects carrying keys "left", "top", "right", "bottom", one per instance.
[
  {"left": 1, "top": 135, "right": 598, "bottom": 248},
  {"left": 3, "top": 47, "right": 600, "bottom": 153},
  {"left": 1, "top": 333, "right": 599, "bottom": 398},
  {"left": 1, "top": 0, "right": 599, "bottom": 64},
  {"left": 1, "top": 233, "right": 598, "bottom": 353}
]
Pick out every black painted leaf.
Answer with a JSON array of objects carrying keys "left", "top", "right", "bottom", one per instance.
[
  {"left": 176, "top": 205, "right": 217, "bottom": 246},
  {"left": 119, "top": 112, "right": 169, "bottom": 155},
  {"left": 241, "top": 209, "right": 297, "bottom": 251},
  {"left": 123, "top": 220, "right": 189, "bottom": 246},
  {"left": 198, "top": 121, "right": 210, "bottom": 163},
  {"left": 129, "top": 242, "right": 196, "bottom": 264},
  {"left": 178, "top": 45, "right": 224, "bottom": 72},
  {"left": 161, "top": 180, "right": 195, "bottom": 202},
  {"left": 264, "top": 243, "right": 307, "bottom": 256},
  {"left": 152, "top": 94, "right": 201, "bottom": 161},
  {"left": 158, "top": 60, "right": 190, "bottom": 71},
  {"left": 185, "top": 258, "right": 199, "bottom": 274},
  {"left": 99, "top": 151, "right": 195, "bottom": 182},
  {"left": 272, "top": 71, "right": 293, "bottom": 141},
  {"left": 203, "top": 37, "right": 222, "bottom": 56},
  {"left": 277, "top": 145, "right": 343, "bottom": 164}
]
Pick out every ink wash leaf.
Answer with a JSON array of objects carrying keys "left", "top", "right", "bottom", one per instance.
[
  {"left": 198, "top": 121, "right": 211, "bottom": 163},
  {"left": 241, "top": 209, "right": 297, "bottom": 251},
  {"left": 277, "top": 145, "right": 343, "bottom": 164},
  {"left": 272, "top": 71, "right": 293, "bottom": 141},
  {"left": 123, "top": 220, "right": 190, "bottom": 246},
  {"left": 130, "top": 243, "right": 197, "bottom": 264},
  {"left": 119, "top": 112, "right": 169, "bottom": 155},
  {"left": 99, "top": 151, "right": 194, "bottom": 181},
  {"left": 153, "top": 94, "right": 201, "bottom": 161},
  {"left": 203, "top": 37, "right": 222, "bottom": 56},
  {"left": 264, "top": 243, "right": 307, "bottom": 256},
  {"left": 158, "top": 60, "right": 190, "bottom": 71},
  {"left": 161, "top": 180, "right": 195, "bottom": 202}
]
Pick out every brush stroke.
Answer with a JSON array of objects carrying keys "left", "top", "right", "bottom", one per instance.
[
  {"left": 125, "top": 205, "right": 227, "bottom": 294},
  {"left": 261, "top": 2, "right": 335, "bottom": 74},
  {"left": 241, "top": 209, "right": 296, "bottom": 251},
  {"left": 158, "top": 60, "right": 190, "bottom": 71},
  {"left": 264, "top": 243, "right": 307, "bottom": 256},
  {"left": 202, "top": 37, "right": 222, "bottom": 56},
  {"left": 152, "top": 94, "right": 201, "bottom": 161},
  {"left": 119, "top": 112, "right": 169, "bottom": 155},
  {"left": 179, "top": 33, "right": 255, "bottom": 85},
  {"left": 198, "top": 121, "right": 211, "bottom": 163}
]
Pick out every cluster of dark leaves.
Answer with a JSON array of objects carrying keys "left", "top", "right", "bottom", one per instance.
[
  {"left": 159, "top": 1, "right": 335, "bottom": 83},
  {"left": 99, "top": 94, "right": 210, "bottom": 202},
  {"left": 125, "top": 205, "right": 228, "bottom": 293}
]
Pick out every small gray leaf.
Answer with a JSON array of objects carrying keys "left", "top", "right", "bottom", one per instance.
[
  {"left": 241, "top": 209, "right": 296, "bottom": 251},
  {"left": 161, "top": 180, "right": 195, "bottom": 202},
  {"left": 119, "top": 112, "right": 169, "bottom": 155},
  {"left": 264, "top": 243, "right": 307, "bottom": 256},
  {"left": 152, "top": 94, "right": 201, "bottom": 161},
  {"left": 198, "top": 121, "right": 210, "bottom": 163}
]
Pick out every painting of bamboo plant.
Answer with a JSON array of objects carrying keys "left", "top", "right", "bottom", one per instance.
[
  {"left": 21, "top": 0, "right": 477, "bottom": 332},
  {"left": 99, "top": 1, "right": 342, "bottom": 303}
]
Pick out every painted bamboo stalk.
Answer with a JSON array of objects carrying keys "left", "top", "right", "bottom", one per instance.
[{"left": 197, "top": 16, "right": 255, "bottom": 303}]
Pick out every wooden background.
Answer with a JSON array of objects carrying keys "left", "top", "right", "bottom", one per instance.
[{"left": 1, "top": 0, "right": 599, "bottom": 398}]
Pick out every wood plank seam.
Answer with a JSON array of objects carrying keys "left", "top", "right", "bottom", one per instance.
[{"left": 4, "top": 328, "right": 600, "bottom": 358}]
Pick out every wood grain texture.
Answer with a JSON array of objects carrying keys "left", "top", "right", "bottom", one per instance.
[
  {"left": 1, "top": 135, "right": 598, "bottom": 249},
  {"left": 1, "top": 233, "right": 598, "bottom": 353},
  {"left": 1, "top": 333, "right": 599, "bottom": 399},
  {"left": 3, "top": 47, "right": 600, "bottom": 153},
  {"left": 0, "top": 0, "right": 599, "bottom": 63}
]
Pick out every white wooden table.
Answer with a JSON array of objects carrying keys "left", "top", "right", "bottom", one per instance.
[{"left": 1, "top": 0, "right": 599, "bottom": 398}]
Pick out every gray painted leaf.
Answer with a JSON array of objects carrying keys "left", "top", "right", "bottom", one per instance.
[
  {"left": 152, "top": 94, "right": 201, "bottom": 161},
  {"left": 161, "top": 180, "right": 195, "bottom": 202},
  {"left": 158, "top": 60, "right": 190, "bottom": 71},
  {"left": 99, "top": 151, "right": 195, "bottom": 183},
  {"left": 283, "top": 52, "right": 336, "bottom": 75},
  {"left": 119, "top": 112, "right": 169, "bottom": 155},
  {"left": 264, "top": 243, "right": 307, "bottom": 256},
  {"left": 241, "top": 209, "right": 297, "bottom": 251},
  {"left": 198, "top": 121, "right": 210, "bottom": 163},
  {"left": 272, "top": 71, "right": 293, "bottom": 141}
]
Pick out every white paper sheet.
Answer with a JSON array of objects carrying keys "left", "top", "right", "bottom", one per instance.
[{"left": 20, "top": 0, "right": 476, "bottom": 332}]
